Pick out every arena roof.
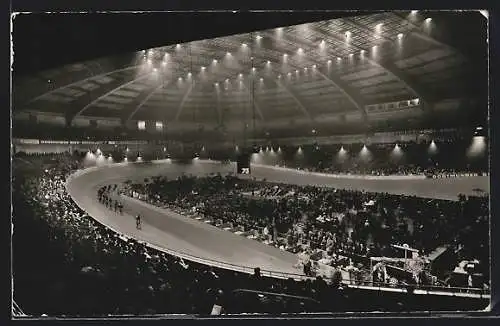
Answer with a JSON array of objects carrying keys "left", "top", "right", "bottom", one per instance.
[{"left": 13, "top": 11, "right": 488, "bottom": 136}]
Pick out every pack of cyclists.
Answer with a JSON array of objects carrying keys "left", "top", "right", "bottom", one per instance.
[{"left": 98, "top": 185, "right": 144, "bottom": 229}]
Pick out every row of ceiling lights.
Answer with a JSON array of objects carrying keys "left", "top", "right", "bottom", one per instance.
[
  {"left": 146, "top": 34, "right": 399, "bottom": 66},
  {"left": 143, "top": 14, "right": 433, "bottom": 68},
  {"left": 142, "top": 14, "right": 433, "bottom": 86},
  {"left": 154, "top": 60, "right": 370, "bottom": 86}
]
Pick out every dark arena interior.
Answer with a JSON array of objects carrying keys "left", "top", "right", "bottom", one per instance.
[{"left": 11, "top": 11, "right": 491, "bottom": 317}]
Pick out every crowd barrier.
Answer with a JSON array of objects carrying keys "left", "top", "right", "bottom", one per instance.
[{"left": 252, "top": 164, "right": 427, "bottom": 180}]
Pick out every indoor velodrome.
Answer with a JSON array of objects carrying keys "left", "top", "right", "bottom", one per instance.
[{"left": 12, "top": 10, "right": 491, "bottom": 317}]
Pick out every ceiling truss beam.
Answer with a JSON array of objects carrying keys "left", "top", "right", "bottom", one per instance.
[
  {"left": 240, "top": 81, "right": 265, "bottom": 121},
  {"left": 274, "top": 78, "right": 313, "bottom": 121},
  {"left": 331, "top": 20, "right": 437, "bottom": 110},
  {"left": 72, "top": 72, "right": 154, "bottom": 122},
  {"left": 314, "top": 68, "right": 369, "bottom": 123},
  {"left": 264, "top": 31, "right": 368, "bottom": 121},
  {"left": 124, "top": 82, "right": 168, "bottom": 124},
  {"left": 25, "top": 65, "right": 143, "bottom": 107},
  {"left": 174, "top": 83, "right": 195, "bottom": 122}
]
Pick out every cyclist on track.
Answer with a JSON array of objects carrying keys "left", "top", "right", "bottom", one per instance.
[{"left": 135, "top": 214, "right": 142, "bottom": 230}]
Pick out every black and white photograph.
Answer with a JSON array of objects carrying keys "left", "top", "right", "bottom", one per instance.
[{"left": 10, "top": 10, "right": 491, "bottom": 317}]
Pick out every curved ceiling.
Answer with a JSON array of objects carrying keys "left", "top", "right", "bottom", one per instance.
[{"left": 13, "top": 11, "right": 486, "bottom": 133}]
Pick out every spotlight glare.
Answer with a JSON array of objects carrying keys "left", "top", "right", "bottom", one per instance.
[
  {"left": 411, "top": 10, "right": 418, "bottom": 14},
  {"left": 425, "top": 18, "right": 432, "bottom": 23},
  {"left": 397, "top": 33, "right": 404, "bottom": 39},
  {"left": 213, "top": 59, "right": 218, "bottom": 64}
]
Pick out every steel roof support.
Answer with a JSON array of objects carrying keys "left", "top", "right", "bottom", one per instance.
[
  {"left": 274, "top": 78, "right": 313, "bottom": 121},
  {"left": 336, "top": 19, "right": 438, "bottom": 111},
  {"left": 174, "top": 83, "right": 195, "bottom": 121},
  {"left": 25, "top": 65, "right": 143, "bottom": 107},
  {"left": 240, "top": 81, "right": 265, "bottom": 121},
  {"left": 124, "top": 82, "right": 166, "bottom": 123},
  {"left": 314, "top": 68, "right": 369, "bottom": 123},
  {"left": 71, "top": 72, "right": 154, "bottom": 122}
]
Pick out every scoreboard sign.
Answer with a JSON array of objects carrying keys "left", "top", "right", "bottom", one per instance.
[{"left": 237, "top": 153, "right": 251, "bottom": 174}]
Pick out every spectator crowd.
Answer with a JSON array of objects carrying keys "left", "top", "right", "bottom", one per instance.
[
  {"left": 127, "top": 173, "right": 489, "bottom": 290},
  {"left": 12, "top": 153, "right": 349, "bottom": 316},
  {"left": 12, "top": 151, "right": 490, "bottom": 316}
]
